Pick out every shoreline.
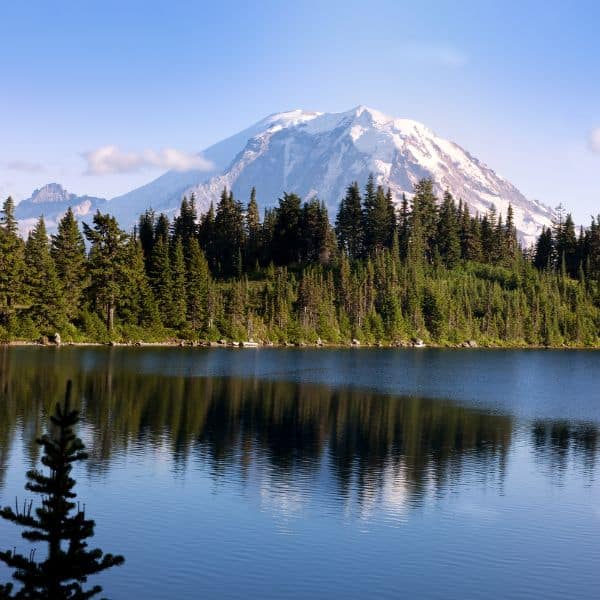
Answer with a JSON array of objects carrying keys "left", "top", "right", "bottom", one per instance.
[{"left": 3, "top": 340, "right": 599, "bottom": 350}]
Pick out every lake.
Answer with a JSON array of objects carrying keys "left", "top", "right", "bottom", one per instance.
[{"left": 0, "top": 347, "right": 599, "bottom": 599}]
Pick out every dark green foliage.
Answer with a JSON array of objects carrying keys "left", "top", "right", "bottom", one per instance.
[
  {"left": 362, "top": 176, "right": 397, "bottom": 254},
  {"left": 271, "top": 193, "right": 303, "bottom": 265},
  {"left": 300, "top": 199, "right": 335, "bottom": 263},
  {"left": 137, "top": 209, "right": 156, "bottom": 272},
  {"left": 119, "top": 239, "right": 160, "bottom": 330},
  {"left": 170, "top": 238, "right": 188, "bottom": 328},
  {"left": 411, "top": 179, "right": 439, "bottom": 263},
  {"left": 83, "top": 212, "right": 129, "bottom": 333},
  {"left": 0, "top": 197, "right": 25, "bottom": 326},
  {"left": 214, "top": 188, "right": 245, "bottom": 277},
  {"left": 0, "top": 381, "right": 124, "bottom": 598},
  {"left": 245, "top": 187, "right": 262, "bottom": 270},
  {"left": 24, "top": 217, "right": 65, "bottom": 330},
  {"left": 172, "top": 195, "right": 198, "bottom": 255},
  {"left": 149, "top": 235, "right": 174, "bottom": 325},
  {"left": 534, "top": 226, "right": 554, "bottom": 270},
  {"left": 51, "top": 208, "right": 87, "bottom": 321},
  {"left": 437, "top": 191, "right": 460, "bottom": 268},
  {"left": 186, "top": 238, "right": 212, "bottom": 334},
  {"left": 0, "top": 177, "right": 598, "bottom": 346},
  {"left": 336, "top": 182, "right": 364, "bottom": 259}
]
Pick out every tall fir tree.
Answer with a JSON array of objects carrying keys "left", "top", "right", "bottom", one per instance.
[
  {"left": 169, "top": 237, "right": 188, "bottom": 329},
  {"left": 137, "top": 209, "right": 156, "bottom": 272},
  {"left": 83, "top": 212, "right": 129, "bottom": 332},
  {"left": 0, "top": 197, "right": 25, "bottom": 327},
  {"left": 0, "top": 381, "right": 124, "bottom": 599},
  {"left": 186, "top": 238, "right": 212, "bottom": 334},
  {"left": 173, "top": 195, "right": 198, "bottom": 258},
  {"left": 119, "top": 239, "right": 160, "bottom": 330},
  {"left": 300, "top": 199, "right": 335, "bottom": 264},
  {"left": 436, "top": 191, "right": 461, "bottom": 268},
  {"left": 411, "top": 179, "right": 438, "bottom": 263},
  {"left": 245, "top": 187, "right": 262, "bottom": 270},
  {"left": 51, "top": 208, "right": 87, "bottom": 322},
  {"left": 272, "top": 193, "right": 303, "bottom": 265},
  {"left": 24, "top": 217, "right": 65, "bottom": 330},
  {"left": 149, "top": 236, "right": 174, "bottom": 326},
  {"left": 335, "top": 182, "right": 364, "bottom": 260},
  {"left": 214, "top": 188, "right": 245, "bottom": 277}
]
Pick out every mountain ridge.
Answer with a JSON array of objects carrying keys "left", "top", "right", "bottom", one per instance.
[{"left": 15, "top": 107, "right": 556, "bottom": 244}]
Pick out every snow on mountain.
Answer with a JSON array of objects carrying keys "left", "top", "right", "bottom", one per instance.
[
  {"left": 181, "top": 106, "right": 554, "bottom": 244},
  {"left": 15, "top": 183, "right": 107, "bottom": 236},
  {"left": 16, "top": 107, "right": 555, "bottom": 244},
  {"left": 106, "top": 110, "right": 322, "bottom": 225}
]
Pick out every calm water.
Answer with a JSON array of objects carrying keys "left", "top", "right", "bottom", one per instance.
[{"left": 0, "top": 347, "right": 599, "bottom": 599}]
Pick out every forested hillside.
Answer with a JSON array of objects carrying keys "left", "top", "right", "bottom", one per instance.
[{"left": 1, "top": 177, "right": 599, "bottom": 346}]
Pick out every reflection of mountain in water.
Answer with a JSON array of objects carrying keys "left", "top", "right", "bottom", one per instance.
[{"left": 0, "top": 347, "right": 598, "bottom": 508}]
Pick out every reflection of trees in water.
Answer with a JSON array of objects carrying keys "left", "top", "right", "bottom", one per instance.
[
  {"left": 1, "top": 349, "right": 516, "bottom": 507},
  {"left": 531, "top": 420, "right": 598, "bottom": 478},
  {"left": 0, "top": 347, "right": 598, "bottom": 508}
]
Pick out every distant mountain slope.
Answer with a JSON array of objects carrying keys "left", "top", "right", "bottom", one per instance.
[
  {"left": 107, "top": 106, "right": 554, "bottom": 244},
  {"left": 15, "top": 183, "right": 107, "bottom": 236},
  {"left": 16, "top": 107, "right": 556, "bottom": 244},
  {"left": 106, "top": 109, "right": 321, "bottom": 225}
]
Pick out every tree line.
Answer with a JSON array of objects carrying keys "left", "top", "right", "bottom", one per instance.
[{"left": 0, "top": 176, "right": 598, "bottom": 346}]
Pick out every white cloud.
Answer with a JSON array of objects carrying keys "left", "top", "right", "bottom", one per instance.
[
  {"left": 6, "top": 160, "right": 43, "bottom": 173},
  {"left": 399, "top": 43, "right": 467, "bottom": 67},
  {"left": 82, "top": 145, "right": 214, "bottom": 175},
  {"left": 588, "top": 128, "right": 600, "bottom": 153}
]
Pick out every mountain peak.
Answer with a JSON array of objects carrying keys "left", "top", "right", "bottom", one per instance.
[
  {"left": 15, "top": 183, "right": 107, "bottom": 235},
  {"left": 349, "top": 105, "right": 391, "bottom": 122},
  {"left": 18, "top": 107, "right": 556, "bottom": 245},
  {"left": 30, "top": 183, "right": 71, "bottom": 204}
]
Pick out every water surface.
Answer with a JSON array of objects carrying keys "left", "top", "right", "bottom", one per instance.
[{"left": 0, "top": 347, "right": 598, "bottom": 599}]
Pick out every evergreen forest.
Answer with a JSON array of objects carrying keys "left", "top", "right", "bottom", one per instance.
[{"left": 1, "top": 176, "right": 598, "bottom": 347}]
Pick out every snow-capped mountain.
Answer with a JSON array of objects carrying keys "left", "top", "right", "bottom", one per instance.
[
  {"left": 106, "top": 109, "right": 322, "bottom": 225},
  {"left": 16, "top": 107, "right": 555, "bottom": 243},
  {"left": 110, "top": 106, "right": 554, "bottom": 244},
  {"left": 15, "top": 183, "right": 107, "bottom": 236}
]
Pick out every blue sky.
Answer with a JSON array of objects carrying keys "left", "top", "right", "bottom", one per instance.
[{"left": 1, "top": 0, "right": 598, "bottom": 223}]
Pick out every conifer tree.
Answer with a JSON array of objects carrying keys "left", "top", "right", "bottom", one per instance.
[
  {"left": 119, "top": 239, "right": 160, "bottom": 330},
  {"left": 534, "top": 226, "right": 555, "bottom": 271},
  {"left": 83, "top": 212, "right": 129, "bottom": 332},
  {"left": 186, "top": 238, "right": 211, "bottom": 333},
  {"left": 0, "top": 381, "right": 124, "bottom": 599},
  {"left": 245, "top": 187, "right": 262, "bottom": 270},
  {"left": 198, "top": 203, "right": 216, "bottom": 270},
  {"left": 137, "top": 209, "right": 156, "bottom": 272},
  {"left": 169, "top": 238, "right": 187, "bottom": 329},
  {"left": 154, "top": 213, "right": 170, "bottom": 246},
  {"left": 149, "top": 236, "right": 174, "bottom": 326},
  {"left": 335, "top": 182, "right": 364, "bottom": 260},
  {"left": 0, "top": 197, "right": 25, "bottom": 327},
  {"left": 272, "top": 193, "right": 302, "bottom": 265},
  {"left": 51, "top": 208, "right": 87, "bottom": 322},
  {"left": 362, "top": 183, "right": 396, "bottom": 253},
  {"left": 173, "top": 195, "right": 198, "bottom": 256},
  {"left": 436, "top": 191, "right": 460, "bottom": 268},
  {"left": 361, "top": 174, "right": 377, "bottom": 254},
  {"left": 411, "top": 179, "right": 438, "bottom": 263},
  {"left": 459, "top": 203, "right": 481, "bottom": 261},
  {"left": 214, "top": 188, "right": 245, "bottom": 277},
  {"left": 555, "top": 213, "right": 578, "bottom": 276},
  {"left": 397, "top": 193, "right": 410, "bottom": 260},
  {"left": 300, "top": 199, "right": 335, "bottom": 264},
  {"left": 504, "top": 204, "right": 519, "bottom": 261},
  {"left": 24, "top": 217, "right": 65, "bottom": 330}
]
